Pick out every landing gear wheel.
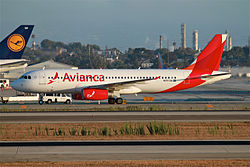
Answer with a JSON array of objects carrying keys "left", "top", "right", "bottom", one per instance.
[
  {"left": 108, "top": 98, "right": 116, "bottom": 104},
  {"left": 116, "top": 98, "right": 123, "bottom": 104},
  {"left": 47, "top": 99, "right": 52, "bottom": 104},
  {"left": 39, "top": 100, "right": 44, "bottom": 105}
]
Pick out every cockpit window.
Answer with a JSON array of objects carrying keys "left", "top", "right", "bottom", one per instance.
[
  {"left": 28, "top": 76, "right": 31, "bottom": 79},
  {"left": 24, "top": 76, "right": 27, "bottom": 79}
]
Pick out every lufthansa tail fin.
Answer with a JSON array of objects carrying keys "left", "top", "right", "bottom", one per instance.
[
  {"left": 0, "top": 25, "right": 34, "bottom": 59},
  {"left": 185, "top": 34, "right": 227, "bottom": 76}
]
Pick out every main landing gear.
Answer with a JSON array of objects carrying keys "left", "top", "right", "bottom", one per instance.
[{"left": 108, "top": 97, "right": 123, "bottom": 104}]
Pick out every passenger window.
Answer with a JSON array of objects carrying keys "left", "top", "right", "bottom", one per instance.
[
  {"left": 28, "top": 76, "right": 31, "bottom": 79},
  {"left": 24, "top": 76, "right": 27, "bottom": 79}
]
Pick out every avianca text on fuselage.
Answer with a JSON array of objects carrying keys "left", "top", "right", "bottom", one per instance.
[{"left": 62, "top": 73, "right": 105, "bottom": 82}]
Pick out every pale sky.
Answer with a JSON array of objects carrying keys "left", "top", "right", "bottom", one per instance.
[{"left": 0, "top": 0, "right": 249, "bottom": 51}]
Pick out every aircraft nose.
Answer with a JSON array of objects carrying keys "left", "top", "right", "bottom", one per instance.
[{"left": 11, "top": 79, "right": 23, "bottom": 91}]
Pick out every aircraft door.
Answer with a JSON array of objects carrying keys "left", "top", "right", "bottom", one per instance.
[{"left": 39, "top": 71, "right": 47, "bottom": 85}]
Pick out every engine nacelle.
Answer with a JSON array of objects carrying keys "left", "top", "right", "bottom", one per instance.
[{"left": 73, "top": 88, "right": 108, "bottom": 100}]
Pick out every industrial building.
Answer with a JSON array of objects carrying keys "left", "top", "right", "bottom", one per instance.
[
  {"left": 193, "top": 30, "right": 198, "bottom": 51},
  {"left": 181, "top": 23, "right": 186, "bottom": 49},
  {"left": 160, "top": 35, "right": 163, "bottom": 49}
]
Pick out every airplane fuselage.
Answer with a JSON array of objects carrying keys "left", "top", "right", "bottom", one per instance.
[{"left": 11, "top": 69, "right": 231, "bottom": 94}]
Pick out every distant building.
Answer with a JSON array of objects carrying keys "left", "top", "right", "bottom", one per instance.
[
  {"left": 229, "top": 36, "right": 232, "bottom": 50},
  {"left": 225, "top": 30, "right": 229, "bottom": 51},
  {"left": 248, "top": 35, "right": 250, "bottom": 58},
  {"left": 141, "top": 59, "right": 154, "bottom": 68},
  {"left": 181, "top": 23, "right": 186, "bottom": 49},
  {"left": 160, "top": 35, "right": 163, "bottom": 49},
  {"left": 173, "top": 42, "right": 176, "bottom": 51},
  {"left": 193, "top": 30, "right": 198, "bottom": 51}
]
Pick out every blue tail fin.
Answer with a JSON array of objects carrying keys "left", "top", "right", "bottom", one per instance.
[
  {"left": 0, "top": 25, "right": 34, "bottom": 59},
  {"left": 156, "top": 52, "right": 167, "bottom": 69}
]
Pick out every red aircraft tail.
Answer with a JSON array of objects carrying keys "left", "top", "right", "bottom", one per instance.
[
  {"left": 184, "top": 34, "right": 227, "bottom": 76},
  {"left": 160, "top": 34, "right": 227, "bottom": 93}
]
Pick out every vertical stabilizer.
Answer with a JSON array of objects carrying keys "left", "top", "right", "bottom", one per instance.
[{"left": 0, "top": 25, "right": 34, "bottom": 59}]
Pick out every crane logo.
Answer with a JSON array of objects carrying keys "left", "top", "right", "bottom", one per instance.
[
  {"left": 87, "top": 90, "right": 95, "bottom": 98},
  {"left": 7, "top": 34, "right": 25, "bottom": 52},
  {"left": 48, "top": 72, "right": 58, "bottom": 84}
]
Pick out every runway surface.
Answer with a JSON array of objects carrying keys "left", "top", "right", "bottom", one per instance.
[
  {"left": 1, "top": 141, "right": 249, "bottom": 162},
  {"left": 1, "top": 111, "right": 250, "bottom": 123}
]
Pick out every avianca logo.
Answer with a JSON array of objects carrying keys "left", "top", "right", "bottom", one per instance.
[
  {"left": 48, "top": 72, "right": 105, "bottom": 84},
  {"left": 48, "top": 72, "right": 58, "bottom": 84},
  {"left": 62, "top": 73, "right": 105, "bottom": 82}
]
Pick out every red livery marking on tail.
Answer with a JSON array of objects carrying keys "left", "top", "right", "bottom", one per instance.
[
  {"left": 183, "top": 34, "right": 226, "bottom": 72},
  {"left": 159, "top": 34, "right": 227, "bottom": 93}
]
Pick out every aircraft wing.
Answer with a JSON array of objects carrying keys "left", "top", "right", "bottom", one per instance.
[
  {"left": 0, "top": 59, "right": 28, "bottom": 67},
  {"left": 0, "top": 59, "right": 28, "bottom": 73},
  {"left": 84, "top": 76, "right": 160, "bottom": 91}
]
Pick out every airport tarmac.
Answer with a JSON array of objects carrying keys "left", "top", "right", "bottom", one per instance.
[
  {"left": 0, "top": 141, "right": 249, "bottom": 162},
  {"left": 1, "top": 111, "right": 250, "bottom": 123}
]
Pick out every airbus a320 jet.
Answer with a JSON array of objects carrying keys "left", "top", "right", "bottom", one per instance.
[{"left": 11, "top": 34, "right": 231, "bottom": 104}]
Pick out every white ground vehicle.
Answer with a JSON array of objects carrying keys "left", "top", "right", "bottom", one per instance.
[
  {"left": 1, "top": 94, "right": 39, "bottom": 104},
  {"left": 39, "top": 93, "right": 72, "bottom": 105}
]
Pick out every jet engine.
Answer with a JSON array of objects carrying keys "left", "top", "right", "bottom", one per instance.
[{"left": 73, "top": 88, "right": 108, "bottom": 100}]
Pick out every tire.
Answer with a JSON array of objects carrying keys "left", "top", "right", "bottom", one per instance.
[
  {"left": 47, "top": 99, "right": 52, "bottom": 104},
  {"left": 39, "top": 100, "right": 44, "bottom": 105},
  {"left": 116, "top": 98, "right": 123, "bottom": 104},
  {"left": 2, "top": 100, "right": 8, "bottom": 104},
  {"left": 108, "top": 98, "right": 116, "bottom": 104},
  {"left": 65, "top": 99, "right": 71, "bottom": 104}
]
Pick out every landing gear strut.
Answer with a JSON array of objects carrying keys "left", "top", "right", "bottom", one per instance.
[
  {"left": 108, "top": 97, "right": 123, "bottom": 104},
  {"left": 108, "top": 98, "right": 116, "bottom": 104}
]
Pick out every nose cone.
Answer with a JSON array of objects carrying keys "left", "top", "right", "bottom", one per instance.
[{"left": 11, "top": 79, "right": 22, "bottom": 91}]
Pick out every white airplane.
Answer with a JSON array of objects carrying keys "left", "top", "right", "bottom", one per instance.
[
  {"left": 0, "top": 25, "right": 34, "bottom": 73},
  {"left": 11, "top": 34, "right": 231, "bottom": 104}
]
